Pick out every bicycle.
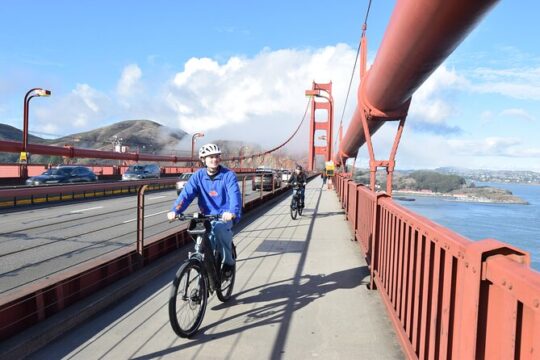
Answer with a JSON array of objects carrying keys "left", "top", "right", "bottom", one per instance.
[
  {"left": 290, "top": 182, "right": 305, "bottom": 220},
  {"left": 168, "top": 213, "right": 237, "bottom": 338}
]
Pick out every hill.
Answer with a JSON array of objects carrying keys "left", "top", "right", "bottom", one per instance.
[
  {"left": 0, "top": 123, "right": 46, "bottom": 143},
  {"left": 0, "top": 120, "right": 187, "bottom": 163},
  {"left": 353, "top": 169, "right": 527, "bottom": 204},
  {"left": 0, "top": 120, "right": 305, "bottom": 168}
]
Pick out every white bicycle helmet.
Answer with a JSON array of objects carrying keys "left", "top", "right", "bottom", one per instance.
[{"left": 199, "top": 143, "right": 222, "bottom": 159}]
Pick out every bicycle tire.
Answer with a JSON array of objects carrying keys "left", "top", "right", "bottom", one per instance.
[
  {"left": 169, "top": 259, "right": 208, "bottom": 338},
  {"left": 290, "top": 201, "right": 298, "bottom": 220},
  {"left": 217, "top": 244, "right": 237, "bottom": 302},
  {"left": 298, "top": 206, "right": 303, "bottom": 216}
]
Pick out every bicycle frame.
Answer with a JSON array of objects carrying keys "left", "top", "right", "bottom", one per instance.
[{"left": 187, "top": 218, "right": 221, "bottom": 294}]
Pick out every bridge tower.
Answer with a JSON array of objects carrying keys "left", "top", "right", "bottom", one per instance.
[{"left": 305, "top": 82, "right": 334, "bottom": 172}]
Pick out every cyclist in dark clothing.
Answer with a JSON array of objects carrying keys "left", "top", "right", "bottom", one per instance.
[{"left": 288, "top": 165, "right": 307, "bottom": 207}]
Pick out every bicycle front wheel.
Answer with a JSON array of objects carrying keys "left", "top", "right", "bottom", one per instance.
[
  {"left": 169, "top": 259, "right": 208, "bottom": 338},
  {"left": 290, "top": 203, "right": 298, "bottom": 220}
]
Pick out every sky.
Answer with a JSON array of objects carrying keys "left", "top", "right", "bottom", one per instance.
[{"left": 1, "top": 0, "right": 539, "bottom": 171}]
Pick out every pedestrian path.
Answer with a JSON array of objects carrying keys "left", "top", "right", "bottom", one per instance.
[{"left": 29, "top": 178, "right": 403, "bottom": 359}]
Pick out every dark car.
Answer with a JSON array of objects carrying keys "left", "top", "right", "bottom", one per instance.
[
  {"left": 122, "top": 164, "right": 161, "bottom": 180},
  {"left": 25, "top": 166, "right": 98, "bottom": 186},
  {"left": 252, "top": 168, "right": 282, "bottom": 191}
]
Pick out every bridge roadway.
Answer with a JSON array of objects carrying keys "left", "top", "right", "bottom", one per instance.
[
  {"left": 0, "top": 180, "right": 267, "bottom": 296},
  {"left": 24, "top": 178, "right": 403, "bottom": 359}
]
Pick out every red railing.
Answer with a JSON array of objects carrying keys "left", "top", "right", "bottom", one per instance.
[
  {"left": 0, "top": 177, "right": 294, "bottom": 345},
  {"left": 334, "top": 173, "right": 540, "bottom": 359},
  {"left": 0, "top": 163, "right": 257, "bottom": 179}
]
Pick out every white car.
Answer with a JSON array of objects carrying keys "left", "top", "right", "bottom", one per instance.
[
  {"left": 176, "top": 173, "right": 193, "bottom": 195},
  {"left": 281, "top": 170, "right": 292, "bottom": 182}
]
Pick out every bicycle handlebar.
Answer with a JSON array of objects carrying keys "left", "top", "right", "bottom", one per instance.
[{"left": 175, "top": 212, "right": 221, "bottom": 221}]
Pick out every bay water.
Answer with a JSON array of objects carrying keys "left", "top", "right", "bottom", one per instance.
[{"left": 397, "top": 182, "right": 540, "bottom": 271}]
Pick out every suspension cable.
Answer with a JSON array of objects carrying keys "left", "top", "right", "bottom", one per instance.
[
  {"left": 334, "top": 0, "right": 373, "bottom": 154},
  {"left": 224, "top": 97, "right": 312, "bottom": 162}
]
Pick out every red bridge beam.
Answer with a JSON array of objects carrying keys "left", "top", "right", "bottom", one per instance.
[
  {"left": 336, "top": 0, "right": 499, "bottom": 164},
  {"left": 0, "top": 139, "right": 191, "bottom": 163}
]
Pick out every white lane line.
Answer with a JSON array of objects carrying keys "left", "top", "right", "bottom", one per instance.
[
  {"left": 70, "top": 206, "right": 103, "bottom": 213},
  {"left": 122, "top": 210, "right": 169, "bottom": 223},
  {"left": 148, "top": 196, "right": 166, "bottom": 200}
]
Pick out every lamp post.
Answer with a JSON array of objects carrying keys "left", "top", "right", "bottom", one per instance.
[
  {"left": 191, "top": 132, "right": 204, "bottom": 171},
  {"left": 21, "top": 88, "right": 51, "bottom": 177}
]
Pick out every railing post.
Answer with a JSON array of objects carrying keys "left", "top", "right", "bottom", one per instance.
[
  {"left": 369, "top": 192, "right": 390, "bottom": 290},
  {"left": 137, "top": 185, "right": 149, "bottom": 260},
  {"left": 452, "top": 239, "right": 529, "bottom": 358},
  {"left": 242, "top": 176, "right": 246, "bottom": 208}
]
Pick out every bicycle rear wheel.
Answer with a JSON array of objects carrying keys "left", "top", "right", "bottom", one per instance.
[
  {"left": 216, "top": 244, "right": 237, "bottom": 302},
  {"left": 298, "top": 206, "right": 303, "bottom": 216},
  {"left": 169, "top": 259, "right": 208, "bottom": 338}
]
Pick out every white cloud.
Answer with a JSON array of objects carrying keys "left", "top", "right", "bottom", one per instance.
[
  {"left": 468, "top": 67, "right": 540, "bottom": 100},
  {"left": 165, "top": 44, "right": 359, "bottom": 136},
  {"left": 499, "top": 108, "right": 536, "bottom": 122},
  {"left": 406, "top": 65, "right": 466, "bottom": 133},
  {"left": 354, "top": 123, "right": 540, "bottom": 171},
  {"left": 33, "top": 83, "right": 112, "bottom": 132},
  {"left": 117, "top": 64, "right": 142, "bottom": 98},
  {"left": 27, "top": 45, "right": 360, "bottom": 149},
  {"left": 72, "top": 84, "right": 102, "bottom": 113},
  {"left": 443, "top": 136, "right": 540, "bottom": 163}
]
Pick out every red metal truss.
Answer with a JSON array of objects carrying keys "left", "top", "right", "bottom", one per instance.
[
  {"left": 306, "top": 82, "right": 334, "bottom": 172},
  {"left": 335, "top": 0, "right": 499, "bottom": 166}
]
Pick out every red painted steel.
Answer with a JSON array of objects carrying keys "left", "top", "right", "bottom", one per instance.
[
  {"left": 480, "top": 255, "right": 540, "bottom": 358},
  {"left": 335, "top": 0, "right": 499, "bottom": 165},
  {"left": 306, "top": 82, "right": 333, "bottom": 172},
  {"left": 334, "top": 173, "right": 540, "bottom": 359},
  {"left": 0, "top": 164, "right": 255, "bottom": 180},
  {"left": 0, "top": 139, "right": 192, "bottom": 163}
]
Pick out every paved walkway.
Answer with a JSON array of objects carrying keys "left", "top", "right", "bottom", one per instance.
[{"left": 29, "top": 179, "right": 403, "bottom": 359}]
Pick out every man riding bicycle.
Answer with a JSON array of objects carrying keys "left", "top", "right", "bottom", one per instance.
[
  {"left": 167, "top": 143, "right": 241, "bottom": 278},
  {"left": 288, "top": 165, "right": 307, "bottom": 208}
]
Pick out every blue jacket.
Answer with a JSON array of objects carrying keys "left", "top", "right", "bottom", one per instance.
[{"left": 171, "top": 166, "right": 242, "bottom": 221}]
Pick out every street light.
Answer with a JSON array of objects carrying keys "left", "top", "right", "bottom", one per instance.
[
  {"left": 23, "top": 88, "right": 51, "bottom": 153},
  {"left": 21, "top": 88, "right": 51, "bottom": 176},
  {"left": 191, "top": 132, "right": 205, "bottom": 170}
]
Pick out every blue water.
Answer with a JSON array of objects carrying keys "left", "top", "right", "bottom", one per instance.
[{"left": 398, "top": 182, "right": 540, "bottom": 271}]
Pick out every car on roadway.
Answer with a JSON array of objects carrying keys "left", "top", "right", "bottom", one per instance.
[
  {"left": 122, "top": 164, "right": 161, "bottom": 181},
  {"left": 252, "top": 168, "right": 282, "bottom": 191},
  {"left": 25, "top": 166, "right": 98, "bottom": 186},
  {"left": 175, "top": 173, "right": 193, "bottom": 195},
  {"left": 281, "top": 169, "right": 292, "bottom": 182}
]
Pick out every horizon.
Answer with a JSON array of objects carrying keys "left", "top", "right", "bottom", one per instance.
[{"left": 1, "top": 1, "right": 539, "bottom": 171}]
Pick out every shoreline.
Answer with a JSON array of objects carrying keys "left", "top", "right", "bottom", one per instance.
[{"left": 393, "top": 190, "right": 529, "bottom": 205}]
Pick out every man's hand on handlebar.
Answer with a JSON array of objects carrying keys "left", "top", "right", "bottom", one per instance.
[
  {"left": 167, "top": 211, "right": 177, "bottom": 222},
  {"left": 221, "top": 211, "right": 235, "bottom": 222}
]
